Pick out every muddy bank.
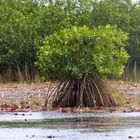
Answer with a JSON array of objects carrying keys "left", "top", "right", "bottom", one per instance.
[
  {"left": 0, "top": 82, "right": 140, "bottom": 112},
  {"left": 0, "top": 83, "right": 48, "bottom": 112}
]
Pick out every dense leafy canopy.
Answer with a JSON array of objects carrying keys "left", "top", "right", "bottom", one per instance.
[
  {"left": 0, "top": 0, "right": 140, "bottom": 81},
  {"left": 90, "top": 0, "right": 140, "bottom": 61},
  {"left": 37, "top": 26, "right": 129, "bottom": 80},
  {"left": 0, "top": 0, "right": 47, "bottom": 80}
]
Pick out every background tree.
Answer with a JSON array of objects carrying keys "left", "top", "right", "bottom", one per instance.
[
  {"left": 43, "top": 0, "right": 93, "bottom": 35},
  {"left": 90, "top": 0, "right": 140, "bottom": 80},
  {"left": 37, "top": 26, "right": 129, "bottom": 107},
  {"left": 0, "top": 0, "right": 93, "bottom": 81},
  {"left": 0, "top": 0, "right": 140, "bottom": 82},
  {"left": 0, "top": 0, "right": 47, "bottom": 81}
]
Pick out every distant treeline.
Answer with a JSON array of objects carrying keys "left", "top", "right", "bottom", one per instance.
[{"left": 0, "top": 0, "right": 140, "bottom": 82}]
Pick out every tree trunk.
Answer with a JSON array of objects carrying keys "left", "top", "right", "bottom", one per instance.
[{"left": 134, "top": 60, "right": 137, "bottom": 82}]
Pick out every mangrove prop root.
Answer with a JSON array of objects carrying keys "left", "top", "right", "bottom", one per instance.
[{"left": 45, "top": 76, "right": 117, "bottom": 108}]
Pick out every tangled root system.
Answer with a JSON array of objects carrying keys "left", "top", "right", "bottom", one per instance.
[{"left": 45, "top": 75, "right": 117, "bottom": 108}]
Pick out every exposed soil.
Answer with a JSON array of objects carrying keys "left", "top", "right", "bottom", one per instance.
[
  {"left": 116, "top": 81, "right": 140, "bottom": 97},
  {"left": 0, "top": 83, "right": 48, "bottom": 112},
  {"left": 0, "top": 82, "right": 140, "bottom": 112}
]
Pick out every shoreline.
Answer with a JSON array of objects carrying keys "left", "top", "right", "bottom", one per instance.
[{"left": 0, "top": 82, "right": 140, "bottom": 112}]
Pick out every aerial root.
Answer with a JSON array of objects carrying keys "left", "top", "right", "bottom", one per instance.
[{"left": 45, "top": 76, "right": 117, "bottom": 108}]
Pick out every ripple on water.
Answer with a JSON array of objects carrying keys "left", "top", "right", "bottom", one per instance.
[{"left": 0, "top": 112, "right": 140, "bottom": 140}]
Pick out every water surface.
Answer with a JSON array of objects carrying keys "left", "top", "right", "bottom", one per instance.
[{"left": 0, "top": 112, "right": 140, "bottom": 140}]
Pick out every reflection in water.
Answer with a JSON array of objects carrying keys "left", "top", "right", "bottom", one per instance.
[{"left": 0, "top": 112, "right": 140, "bottom": 140}]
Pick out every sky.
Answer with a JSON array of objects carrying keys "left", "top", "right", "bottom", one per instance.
[{"left": 133, "top": 0, "right": 139, "bottom": 2}]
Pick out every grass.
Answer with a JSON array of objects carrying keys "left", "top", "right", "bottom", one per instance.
[
  {"left": 112, "top": 90, "right": 127, "bottom": 106},
  {"left": 0, "top": 71, "right": 42, "bottom": 83}
]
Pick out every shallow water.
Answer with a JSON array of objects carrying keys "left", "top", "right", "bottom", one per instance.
[{"left": 0, "top": 112, "right": 140, "bottom": 140}]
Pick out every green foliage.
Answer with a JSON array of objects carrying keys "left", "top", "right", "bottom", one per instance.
[
  {"left": 0, "top": 0, "right": 47, "bottom": 80},
  {"left": 128, "top": 4, "right": 140, "bottom": 60},
  {"left": 0, "top": 0, "right": 139, "bottom": 82},
  {"left": 43, "top": 0, "right": 93, "bottom": 35},
  {"left": 90, "top": 0, "right": 140, "bottom": 61},
  {"left": 37, "top": 26, "right": 129, "bottom": 80},
  {"left": 0, "top": 0, "right": 95, "bottom": 81},
  {"left": 0, "top": 0, "right": 45, "bottom": 60}
]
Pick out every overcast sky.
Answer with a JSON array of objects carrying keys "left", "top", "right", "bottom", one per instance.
[{"left": 133, "top": 0, "right": 139, "bottom": 2}]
